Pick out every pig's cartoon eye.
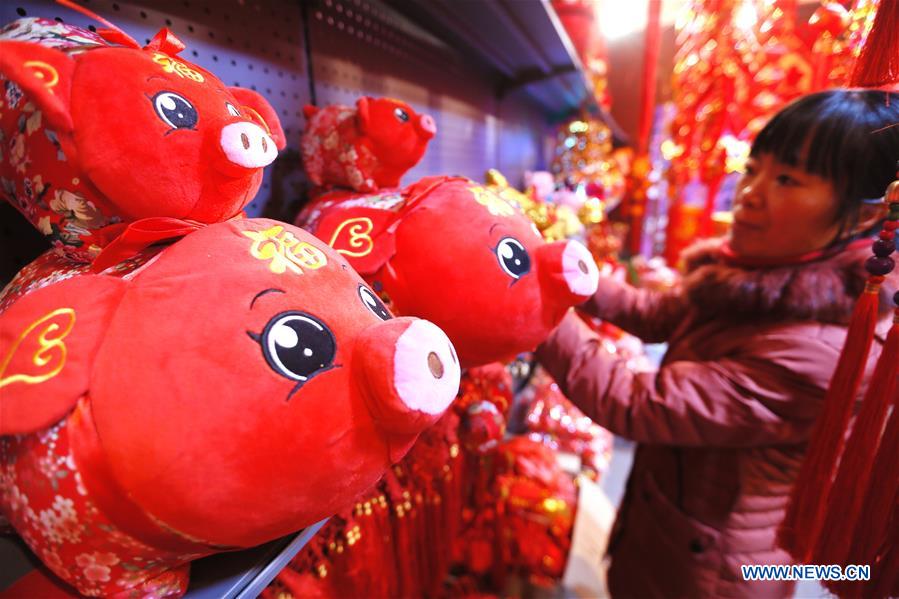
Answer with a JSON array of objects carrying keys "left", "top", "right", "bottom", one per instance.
[
  {"left": 495, "top": 237, "right": 531, "bottom": 280},
  {"left": 226, "top": 102, "right": 241, "bottom": 117},
  {"left": 152, "top": 91, "right": 198, "bottom": 130},
  {"left": 359, "top": 285, "right": 392, "bottom": 321},
  {"left": 394, "top": 107, "right": 409, "bottom": 123},
  {"left": 258, "top": 312, "right": 337, "bottom": 383}
]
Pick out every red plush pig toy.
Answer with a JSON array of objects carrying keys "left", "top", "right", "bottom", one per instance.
[
  {"left": 297, "top": 175, "right": 601, "bottom": 367},
  {"left": 301, "top": 97, "right": 435, "bottom": 193},
  {"left": 0, "top": 218, "right": 460, "bottom": 597},
  {"left": 0, "top": 18, "right": 286, "bottom": 262}
]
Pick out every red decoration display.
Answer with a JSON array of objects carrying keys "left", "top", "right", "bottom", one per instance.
[
  {"left": 662, "top": 0, "right": 877, "bottom": 262},
  {"left": 267, "top": 97, "right": 607, "bottom": 597},
  {"left": 0, "top": 18, "right": 285, "bottom": 263},
  {"left": 552, "top": 0, "right": 611, "bottom": 109}
]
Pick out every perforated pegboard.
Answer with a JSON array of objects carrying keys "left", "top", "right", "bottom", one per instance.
[{"left": 0, "top": 0, "right": 548, "bottom": 282}]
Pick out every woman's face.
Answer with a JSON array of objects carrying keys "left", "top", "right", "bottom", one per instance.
[{"left": 728, "top": 152, "right": 841, "bottom": 258}]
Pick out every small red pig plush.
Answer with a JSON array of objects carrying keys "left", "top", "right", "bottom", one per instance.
[
  {"left": 301, "top": 97, "right": 435, "bottom": 193},
  {"left": 298, "top": 175, "right": 600, "bottom": 367},
  {"left": 0, "top": 18, "right": 286, "bottom": 262},
  {"left": 0, "top": 218, "right": 460, "bottom": 597}
]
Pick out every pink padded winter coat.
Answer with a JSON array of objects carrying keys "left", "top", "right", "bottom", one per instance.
[{"left": 536, "top": 239, "right": 889, "bottom": 598}]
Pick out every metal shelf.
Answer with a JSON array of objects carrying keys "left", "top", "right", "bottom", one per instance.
[
  {"left": 184, "top": 520, "right": 327, "bottom": 599},
  {"left": 384, "top": 0, "right": 596, "bottom": 119}
]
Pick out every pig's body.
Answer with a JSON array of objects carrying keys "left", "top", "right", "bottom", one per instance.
[
  {"left": 301, "top": 97, "right": 435, "bottom": 193},
  {"left": 0, "top": 219, "right": 460, "bottom": 597}
]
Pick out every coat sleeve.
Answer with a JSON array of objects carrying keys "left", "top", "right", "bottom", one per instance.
[
  {"left": 535, "top": 312, "right": 841, "bottom": 447},
  {"left": 579, "top": 275, "right": 689, "bottom": 343}
]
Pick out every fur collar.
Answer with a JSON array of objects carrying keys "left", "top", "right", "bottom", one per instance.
[{"left": 679, "top": 238, "right": 892, "bottom": 325}]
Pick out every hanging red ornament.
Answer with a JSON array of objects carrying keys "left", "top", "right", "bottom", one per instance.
[{"left": 662, "top": 0, "right": 877, "bottom": 262}]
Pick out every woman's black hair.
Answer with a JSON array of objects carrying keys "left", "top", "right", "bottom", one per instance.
[{"left": 751, "top": 89, "right": 899, "bottom": 242}]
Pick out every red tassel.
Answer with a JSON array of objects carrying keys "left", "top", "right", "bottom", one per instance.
[
  {"left": 275, "top": 564, "right": 328, "bottom": 598},
  {"left": 849, "top": 0, "right": 899, "bottom": 89},
  {"left": 814, "top": 315, "right": 899, "bottom": 565},
  {"left": 777, "top": 277, "right": 882, "bottom": 560},
  {"left": 864, "top": 500, "right": 899, "bottom": 599},
  {"left": 843, "top": 387, "right": 899, "bottom": 584}
]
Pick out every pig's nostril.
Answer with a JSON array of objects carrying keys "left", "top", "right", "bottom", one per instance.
[
  {"left": 261, "top": 137, "right": 268, "bottom": 153},
  {"left": 428, "top": 352, "right": 444, "bottom": 379},
  {"left": 578, "top": 259, "right": 588, "bottom": 274},
  {"left": 241, "top": 133, "right": 250, "bottom": 150}
]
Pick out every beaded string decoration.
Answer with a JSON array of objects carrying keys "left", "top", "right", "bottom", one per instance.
[
  {"left": 818, "top": 174, "right": 899, "bottom": 598},
  {"left": 776, "top": 189, "right": 888, "bottom": 559},
  {"left": 776, "top": 6, "right": 899, "bottom": 595},
  {"left": 778, "top": 168, "right": 899, "bottom": 598}
]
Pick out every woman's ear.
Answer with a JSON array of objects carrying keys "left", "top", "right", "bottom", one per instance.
[{"left": 854, "top": 201, "right": 889, "bottom": 235}]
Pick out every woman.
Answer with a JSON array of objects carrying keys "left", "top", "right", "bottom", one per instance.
[{"left": 536, "top": 89, "right": 899, "bottom": 598}]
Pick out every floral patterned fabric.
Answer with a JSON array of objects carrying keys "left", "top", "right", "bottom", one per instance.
[
  {"left": 1, "top": 417, "right": 197, "bottom": 597},
  {"left": 0, "top": 247, "right": 153, "bottom": 313},
  {"left": 0, "top": 18, "right": 108, "bottom": 52},
  {"left": 301, "top": 105, "right": 379, "bottom": 193},
  {"left": 0, "top": 19, "right": 120, "bottom": 263}
]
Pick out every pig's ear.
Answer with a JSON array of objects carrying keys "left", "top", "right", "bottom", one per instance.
[
  {"left": 143, "top": 28, "right": 186, "bottom": 54},
  {"left": 228, "top": 86, "right": 287, "bottom": 150},
  {"left": 0, "top": 41, "right": 75, "bottom": 133},
  {"left": 313, "top": 205, "right": 397, "bottom": 276},
  {"left": 355, "top": 96, "right": 371, "bottom": 133},
  {"left": 0, "top": 276, "right": 126, "bottom": 434},
  {"left": 303, "top": 104, "right": 319, "bottom": 119}
]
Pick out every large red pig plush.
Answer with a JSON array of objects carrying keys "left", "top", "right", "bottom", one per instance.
[
  {"left": 0, "top": 18, "right": 286, "bottom": 262},
  {"left": 297, "top": 175, "right": 601, "bottom": 366},
  {"left": 301, "top": 97, "right": 435, "bottom": 193},
  {"left": 0, "top": 218, "right": 460, "bottom": 597}
]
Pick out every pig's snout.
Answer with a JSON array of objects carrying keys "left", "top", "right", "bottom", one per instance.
[
  {"left": 220, "top": 121, "right": 278, "bottom": 168},
  {"left": 537, "top": 240, "right": 600, "bottom": 305},
  {"left": 419, "top": 114, "right": 437, "bottom": 138},
  {"left": 561, "top": 240, "right": 600, "bottom": 297},
  {"left": 393, "top": 319, "right": 459, "bottom": 413},
  {"left": 355, "top": 318, "right": 460, "bottom": 435}
]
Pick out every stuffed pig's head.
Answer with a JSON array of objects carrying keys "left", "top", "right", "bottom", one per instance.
[
  {"left": 355, "top": 96, "right": 435, "bottom": 187},
  {"left": 0, "top": 219, "right": 459, "bottom": 548},
  {"left": 379, "top": 177, "right": 600, "bottom": 367},
  {"left": 0, "top": 22, "right": 285, "bottom": 259}
]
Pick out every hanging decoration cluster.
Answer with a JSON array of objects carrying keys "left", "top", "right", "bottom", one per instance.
[
  {"left": 550, "top": 117, "right": 628, "bottom": 201},
  {"left": 663, "top": 0, "right": 878, "bottom": 261}
]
